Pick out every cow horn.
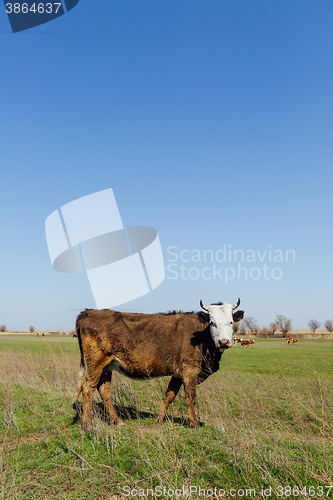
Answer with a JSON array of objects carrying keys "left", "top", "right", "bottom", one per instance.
[
  {"left": 200, "top": 300, "right": 209, "bottom": 311},
  {"left": 232, "top": 298, "right": 241, "bottom": 310}
]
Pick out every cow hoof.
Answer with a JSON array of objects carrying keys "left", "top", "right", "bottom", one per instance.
[
  {"left": 113, "top": 419, "right": 124, "bottom": 427},
  {"left": 156, "top": 410, "right": 166, "bottom": 425}
]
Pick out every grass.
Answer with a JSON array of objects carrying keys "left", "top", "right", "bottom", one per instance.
[{"left": 0, "top": 336, "right": 332, "bottom": 499}]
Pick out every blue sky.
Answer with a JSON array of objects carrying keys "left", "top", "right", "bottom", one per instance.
[{"left": 1, "top": 0, "right": 332, "bottom": 330}]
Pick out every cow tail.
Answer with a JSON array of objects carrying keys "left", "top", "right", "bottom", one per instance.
[{"left": 72, "top": 316, "right": 86, "bottom": 405}]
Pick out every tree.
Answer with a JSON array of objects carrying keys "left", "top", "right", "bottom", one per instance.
[
  {"left": 233, "top": 320, "right": 241, "bottom": 335},
  {"left": 0, "top": 325, "right": 7, "bottom": 332},
  {"left": 308, "top": 319, "right": 321, "bottom": 334},
  {"left": 242, "top": 316, "right": 259, "bottom": 335},
  {"left": 29, "top": 326, "right": 35, "bottom": 333},
  {"left": 324, "top": 319, "right": 333, "bottom": 334},
  {"left": 237, "top": 320, "right": 246, "bottom": 336},
  {"left": 276, "top": 315, "right": 292, "bottom": 337},
  {"left": 269, "top": 319, "right": 280, "bottom": 335}
]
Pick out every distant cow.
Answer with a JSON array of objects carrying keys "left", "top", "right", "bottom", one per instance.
[
  {"left": 73, "top": 299, "right": 244, "bottom": 429},
  {"left": 233, "top": 338, "right": 242, "bottom": 345},
  {"left": 287, "top": 338, "right": 299, "bottom": 344},
  {"left": 240, "top": 339, "right": 255, "bottom": 347}
]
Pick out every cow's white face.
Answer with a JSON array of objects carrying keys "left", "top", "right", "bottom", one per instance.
[{"left": 205, "top": 303, "right": 234, "bottom": 350}]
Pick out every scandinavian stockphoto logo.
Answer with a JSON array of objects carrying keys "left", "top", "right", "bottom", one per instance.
[
  {"left": 166, "top": 246, "right": 296, "bottom": 282},
  {"left": 3, "top": 0, "right": 79, "bottom": 33},
  {"left": 45, "top": 188, "right": 165, "bottom": 308}
]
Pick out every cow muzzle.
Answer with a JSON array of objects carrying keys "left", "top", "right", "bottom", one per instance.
[{"left": 218, "top": 339, "right": 231, "bottom": 349}]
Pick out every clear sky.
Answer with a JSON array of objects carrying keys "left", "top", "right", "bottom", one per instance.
[{"left": 1, "top": 0, "right": 332, "bottom": 330}]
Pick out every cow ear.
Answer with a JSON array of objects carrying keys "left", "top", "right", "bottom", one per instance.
[{"left": 233, "top": 310, "right": 244, "bottom": 322}]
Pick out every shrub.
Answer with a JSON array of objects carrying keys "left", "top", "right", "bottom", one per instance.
[
  {"left": 257, "top": 325, "right": 269, "bottom": 338},
  {"left": 0, "top": 325, "right": 7, "bottom": 332}
]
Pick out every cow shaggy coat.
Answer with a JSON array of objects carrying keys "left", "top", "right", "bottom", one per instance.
[{"left": 73, "top": 303, "right": 244, "bottom": 429}]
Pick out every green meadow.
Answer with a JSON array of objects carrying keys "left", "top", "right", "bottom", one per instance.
[{"left": 0, "top": 335, "right": 332, "bottom": 499}]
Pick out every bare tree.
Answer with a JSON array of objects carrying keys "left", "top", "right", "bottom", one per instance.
[
  {"left": 233, "top": 320, "right": 241, "bottom": 335},
  {"left": 269, "top": 319, "right": 280, "bottom": 335},
  {"left": 242, "top": 316, "right": 259, "bottom": 335},
  {"left": 276, "top": 315, "right": 292, "bottom": 337},
  {"left": 308, "top": 319, "right": 321, "bottom": 334},
  {"left": 0, "top": 325, "right": 7, "bottom": 332},
  {"left": 237, "top": 320, "right": 246, "bottom": 336},
  {"left": 324, "top": 319, "right": 333, "bottom": 334},
  {"left": 29, "top": 325, "right": 35, "bottom": 333}
]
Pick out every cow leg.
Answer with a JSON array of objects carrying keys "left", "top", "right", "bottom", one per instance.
[
  {"left": 81, "top": 376, "right": 94, "bottom": 429},
  {"left": 183, "top": 377, "right": 198, "bottom": 429},
  {"left": 157, "top": 376, "right": 183, "bottom": 425},
  {"left": 97, "top": 371, "right": 122, "bottom": 425},
  {"left": 81, "top": 363, "right": 107, "bottom": 429}
]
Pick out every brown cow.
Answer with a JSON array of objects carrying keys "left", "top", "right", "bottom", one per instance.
[
  {"left": 287, "top": 338, "right": 299, "bottom": 344},
  {"left": 73, "top": 299, "right": 244, "bottom": 429},
  {"left": 240, "top": 339, "right": 255, "bottom": 347}
]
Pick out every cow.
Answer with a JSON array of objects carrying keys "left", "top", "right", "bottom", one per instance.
[
  {"left": 286, "top": 337, "right": 292, "bottom": 344},
  {"left": 240, "top": 339, "right": 255, "bottom": 347},
  {"left": 233, "top": 338, "right": 242, "bottom": 345},
  {"left": 287, "top": 338, "right": 299, "bottom": 344},
  {"left": 73, "top": 298, "right": 244, "bottom": 429}
]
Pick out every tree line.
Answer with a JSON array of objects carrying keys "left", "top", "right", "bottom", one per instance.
[
  {"left": 0, "top": 325, "right": 35, "bottom": 333},
  {"left": 234, "top": 316, "right": 333, "bottom": 337},
  {"left": 1, "top": 318, "right": 333, "bottom": 337}
]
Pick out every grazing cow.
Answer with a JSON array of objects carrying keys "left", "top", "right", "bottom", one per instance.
[
  {"left": 286, "top": 337, "right": 292, "bottom": 344},
  {"left": 240, "top": 339, "right": 255, "bottom": 347},
  {"left": 287, "top": 338, "right": 299, "bottom": 344},
  {"left": 233, "top": 338, "right": 242, "bottom": 345},
  {"left": 73, "top": 298, "right": 244, "bottom": 429}
]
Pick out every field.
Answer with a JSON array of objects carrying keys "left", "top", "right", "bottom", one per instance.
[{"left": 0, "top": 336, "right": 332, "bottom": 500}]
